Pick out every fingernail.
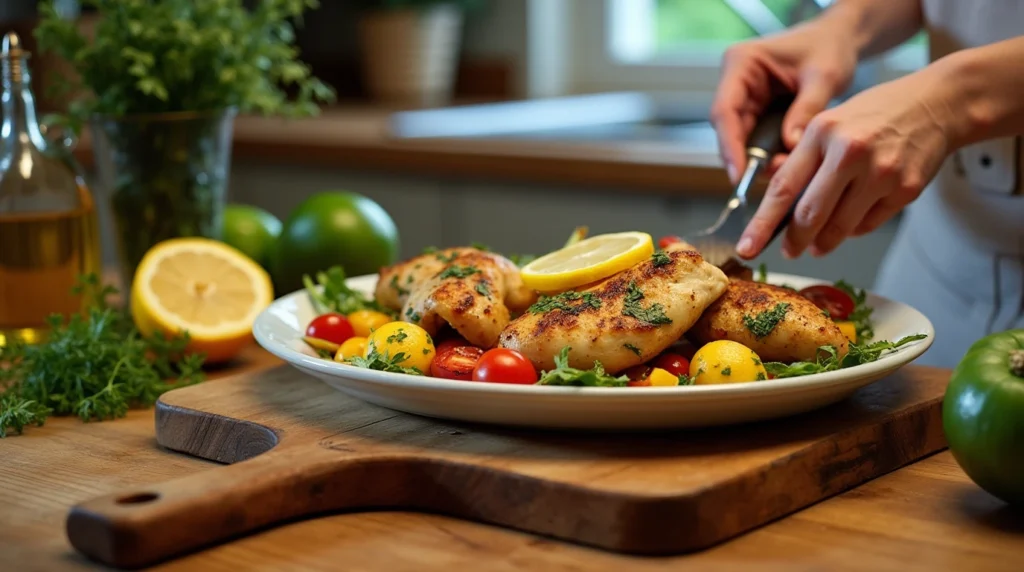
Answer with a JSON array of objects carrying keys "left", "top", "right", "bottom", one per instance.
[
  {"left": 782, "top": 245, "right": 797, "bottom": 259},
  {"left": 809, "top": 245, "right": 823, "bottom": 257},
  {"left": 727, "top": 163, "right": 738, "bottom": 183},
  {"left": 791, "top": 128, "right": 803, "bottom": 142},
  {"left": 737, "top": 236, "right": 754, "bottom": 257}
]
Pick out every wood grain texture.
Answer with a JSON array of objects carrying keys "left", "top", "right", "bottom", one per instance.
[
  {"left": 2, "top": 352, "right": 1023, "bottom": 571},
  {"left": 65, "top": 365, "right": 952, "bottom": 569}
]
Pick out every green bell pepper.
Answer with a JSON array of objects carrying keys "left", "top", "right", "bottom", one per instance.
[{"left": 943, "top": 329, "right": 1024, "bottom": 506}]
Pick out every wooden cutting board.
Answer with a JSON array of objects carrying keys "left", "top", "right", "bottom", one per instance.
[{"left": 65, "top": 364, "right": 950, "bottom": 569}]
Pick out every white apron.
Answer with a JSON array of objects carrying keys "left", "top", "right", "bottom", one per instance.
[{"left": 873, "top": 0, "right": 1024, "bottom": 368}]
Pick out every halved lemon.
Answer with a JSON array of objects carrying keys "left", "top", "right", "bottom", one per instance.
[
  {"left": 519, "top": 231, "right": 655, "bottom": 292},
  {"left": 130, "top": 237, "right": 273, "bottom": 363}
]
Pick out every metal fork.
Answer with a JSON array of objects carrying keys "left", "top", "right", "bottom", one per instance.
[{"left": 687, "top": 94, "right": 800, "bottom": 266}]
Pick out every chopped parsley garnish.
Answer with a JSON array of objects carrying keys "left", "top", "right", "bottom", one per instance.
[
  {"left": 438, "top": 265, "right": 480, "bottom": 279},
  {"left": 742, "top": 302, "right": 790, "bottom": 339},
  {"left": 476, "top": 281, "right": 491, "bottom": 297},
  {"left": 622, "top": 281, "right": 672, "bottom": 325},
  {"left": 721, "top": 367, "right": 731, "bottom": 376},
  {"left": 405, "top": 308, "right": 422, "bottom": 322},
  {"left": 347, "top": 347, "right": 423, "bottom": 375},
  {"left": 422, "top": 246, "right": 438, "bottom": 254},
  {"left": 535, "top": 347, "right": 629, "bottom": 387},
  {"left": 436, "top": 251, "right": 459, "bottom": 263},
  {"left": 651, "top": 250, "right": 671, "bottom": 267},
  {"left": 422, "top": 348, "right": 430, "bottom": 355},
  {"left": 756, "top": 372, "right": 767, "bottom": 381},
  {"left": 390, "top": 275, "right": 409, "bottom": 296},
  {"left": 471, "top": 241, "right": 491, "bottom": 251},
  {"left": 834, "top": 279, "right": 875, "bottom": 342},
  {"left": 304, "top": 266, "right": 395, "bottom": 317},
  {"left": 528, "top": 291, "right": 602, "bottom": 314},
  {"left": 386, "top": 329, "right": 408, "bottom": 344},
  {"left": 763, "top": 334, "right": 927, "bottom": 378},
  {"left": 624, "top": 343, "right": 642, "bottom": 356},
  {"left": 752, "top": 356, "right": 761, "bottom": 366},
  {"left": 678, "top": 374, "right": 694, "bottom": 386}
]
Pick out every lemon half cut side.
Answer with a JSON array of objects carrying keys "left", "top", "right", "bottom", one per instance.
[{"left": 131, "top": 237, "right": 273, "bottom": 363}]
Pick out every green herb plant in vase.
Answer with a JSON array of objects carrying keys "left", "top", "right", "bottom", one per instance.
[{"left": 34, "top": 0, "right": 335, "bottom": 288}]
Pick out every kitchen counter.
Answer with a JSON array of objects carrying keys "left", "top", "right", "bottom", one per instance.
[
  {"left": 71, "top": 94, "right": 753, "bottom": 197},
  {"left": 2, "top": 344, "right": 1022, "bottom": 572}
]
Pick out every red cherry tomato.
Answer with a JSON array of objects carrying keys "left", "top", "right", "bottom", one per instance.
[
  {"left": 652, "top": 352, "right": 690, "bottom": 377},
  {"left": 472, "top": 349, "right": 538, "bottom": 384},
  {"left": 431, "top": 346, "right": 484, "bottom": 381},
  {"left": 798, "top": 284, "right": 855, "bottom": 321},
  {"left": 658, "top": 235, "right": 684, "bottom": 250},
  {"left": 435, "top": 336, "right": 473, "bottom": 355},
  {"left": 305, "top": 313, "right": 355, "bottom": 345}
]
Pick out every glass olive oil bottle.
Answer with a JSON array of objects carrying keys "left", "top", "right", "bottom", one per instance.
[{"left": 0, "top": 32, "right": 100, "bottom": 346}]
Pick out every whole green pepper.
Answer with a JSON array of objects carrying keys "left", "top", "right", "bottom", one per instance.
[{"left": 943, "top": 329, "right": 1024, "bottom": 506}]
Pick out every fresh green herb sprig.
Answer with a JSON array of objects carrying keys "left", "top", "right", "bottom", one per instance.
[
  {"left": 764, "top": 334, "right": 927, "bottom": 378},
  {"left": 536, "top": 347, "right": 629, "bottom": 387},
  {"left": 34, "top": 0, "right": 335, "bottom": 129},
  {"left": 0, "top": 275, "right": 206, "bottom": 438},
  {"left": 346, "top": 347, "right": 423, "bottom": 375},
  {"left": 303, "top": 266, "right": 394, "bottom": 317}
]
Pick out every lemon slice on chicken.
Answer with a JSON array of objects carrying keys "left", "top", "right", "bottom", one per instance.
[
  {"left": 520, "top": 231, "right": 655, "bottom": 292},
  {"left": 130, "top": 238, "right": 273, "bottom": 363}
]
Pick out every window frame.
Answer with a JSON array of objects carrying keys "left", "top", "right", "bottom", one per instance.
[{"left": 558, "top": 0, "right": 928, "bottom": 98}]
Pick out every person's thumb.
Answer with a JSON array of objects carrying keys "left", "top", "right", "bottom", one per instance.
[{"left": 782, "top": 73, "right": 836, "bottom": 149}]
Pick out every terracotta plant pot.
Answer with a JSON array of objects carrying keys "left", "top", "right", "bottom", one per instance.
[{"left": 358, "top": 5, "right": 463, "bottom": 106}]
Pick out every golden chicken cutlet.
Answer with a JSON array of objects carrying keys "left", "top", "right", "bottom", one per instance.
[
  {"left": 498, "top": 247, "right": 729, "bottom": 373},
  {"left": 688, "top": 279, "right": 850, "bottom": 362}
]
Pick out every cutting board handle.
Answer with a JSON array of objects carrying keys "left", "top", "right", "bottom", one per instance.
[{"left": 65, "top": 449, "right": 409, "bottom": 569}]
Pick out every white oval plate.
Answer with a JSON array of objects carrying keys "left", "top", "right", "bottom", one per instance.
[{"left": 253, "top": 273, "right": 933, "bottom": 431}]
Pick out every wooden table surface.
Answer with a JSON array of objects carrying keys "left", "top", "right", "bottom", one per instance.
[{"left": 2, "top": 344, "right": 1022, "bottom": 572}]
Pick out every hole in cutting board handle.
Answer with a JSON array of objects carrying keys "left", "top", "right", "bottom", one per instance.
[{"left": 116, "top": 492, "right": 160, "bottom": 505}]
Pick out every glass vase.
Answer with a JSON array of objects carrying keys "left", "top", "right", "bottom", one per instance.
[{"left": 88, "top": 107, "right": 236, "bottom": 288}]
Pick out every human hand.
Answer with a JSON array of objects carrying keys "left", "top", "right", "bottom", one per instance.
[
  {"left": 735, "top": 65, "right": 960, "bottom": 260},
  {"left": 710, "top": 21, "right": 859, "bottom": 183}
]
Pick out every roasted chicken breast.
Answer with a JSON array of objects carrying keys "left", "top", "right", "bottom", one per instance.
[
  {"left": 498, "top": 247, "right": 729, "bottom": 373},
  {"left": 688, "top": 279, "right": 849, "bottom": 362},
  {"left": 397, "top": 250, "right": 539, "bottom": 348},
  {"left": 375, "top": 248, "right": 477, "bottom": 311},
  {"left": 376, "top": 247, "right": 536, "bottom": 316}
]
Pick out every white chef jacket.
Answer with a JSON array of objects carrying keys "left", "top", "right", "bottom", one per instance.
[{"left": 873, "top": 0, "right": 1024, "bottom": 368}]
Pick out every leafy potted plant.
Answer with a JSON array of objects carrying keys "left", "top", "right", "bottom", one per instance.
[
  {"left": 355, "top": 0, "right": 483, "bottom": 105},
  {"left": 34, "top": 0, "right": 335, "bottom": 287}
]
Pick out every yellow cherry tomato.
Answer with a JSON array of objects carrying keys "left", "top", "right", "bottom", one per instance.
[
  {"left": 836, "top": 321, "right": 857, "bottom": 343},
  {"left": 365, "top": 322, "right": 435, "bottom": 373},
  {"left": 646, "top": 367, "right": 679, "bottom": 387},
  {"left": 335, "top": 336, "right": 368, "bottom": 362},
  {"left": 348, "top": 310, "right": 393, "bottom": 337},
  {"left": 690, "top": 340, "right": 768, "bottom": 384}
]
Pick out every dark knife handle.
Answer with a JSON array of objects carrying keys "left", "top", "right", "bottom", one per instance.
[
  {"left": 745, "top": 93, "right": 795, "bottom": 157},
  {"left": 744, "top": 93, "right": 803, "bottom": 248}
]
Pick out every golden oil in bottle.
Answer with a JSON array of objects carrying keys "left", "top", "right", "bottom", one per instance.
[{"left": 0, "top": 32, "right": 102, "bottom": 346}]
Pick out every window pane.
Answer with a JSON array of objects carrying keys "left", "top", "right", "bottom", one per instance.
[{"left": 655, "top": 0, "right": 801, "bottom": 51}]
